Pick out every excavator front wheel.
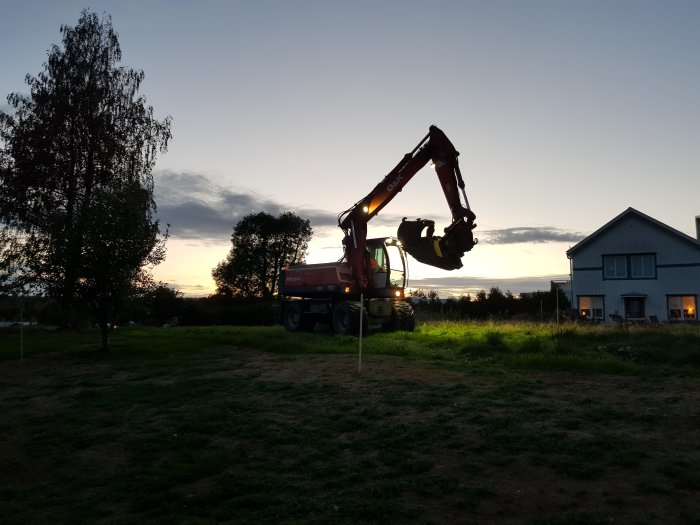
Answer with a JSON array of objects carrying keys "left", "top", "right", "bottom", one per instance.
[
  {"left": 332, "top": 301, "right": 368, "bottom": 336},
  {"left": 381, "top": 301, "right": 416, "bottom": 332}
]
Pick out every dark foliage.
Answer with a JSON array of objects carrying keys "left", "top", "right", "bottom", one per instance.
[
  {"left": 180, "top": 296, "right": 278, "bottom": 326},
  {"left": 213, "top": 211, "right": 312, "bottom": 297},
  {"left": 0, "top": 10, "right": 171, "bottom": 347}
]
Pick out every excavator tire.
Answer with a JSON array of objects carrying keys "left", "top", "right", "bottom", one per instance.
[
  {"left": 332, "top": 301, "right": 367, "bottom": 336},
  {"left": 382, "top": 301, "right": 416, "bottom": 332},
  {"left": 283, "top": 301, "right": 316, "bottom": 332}
]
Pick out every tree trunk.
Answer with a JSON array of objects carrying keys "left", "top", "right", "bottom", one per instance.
[
  {"left": 98, "top": 300, "right": 110, "bottom": 350},
  {"left": 100, "top": 323, "right": 110, "bottom": 351}
]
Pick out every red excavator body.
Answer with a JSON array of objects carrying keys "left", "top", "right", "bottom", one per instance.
[{"left": 279, "top": 125, "right": 477, "bottom": 335}]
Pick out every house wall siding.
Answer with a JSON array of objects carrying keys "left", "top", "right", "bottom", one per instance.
[{"left": 570, "top": 213, "right": 700, "bottom": 322}]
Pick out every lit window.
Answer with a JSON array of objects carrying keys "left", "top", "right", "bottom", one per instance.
[
  {"left": 579, "top": 296, "right": 604, "bottom": 320},
  {"left": 668, "top": 296, "right": 697, "bottom": 321}
]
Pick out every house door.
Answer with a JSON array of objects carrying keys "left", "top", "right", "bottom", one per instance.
[{"left": 624, "top": 297, "right": 646, "bottom": 320}]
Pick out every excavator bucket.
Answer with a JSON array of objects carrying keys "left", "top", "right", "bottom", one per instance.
[{"left": 397, "top": 217, "right": 477, "bottom": 271}]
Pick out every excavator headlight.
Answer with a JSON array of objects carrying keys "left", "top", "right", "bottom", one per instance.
[
  {"left": 431, "top": 158, "right": 446, "bottom": 169},
  {"left": 344, "top": 286, "right": 351, "bottom": 294},
  {"left": 362, "top": 205, "right": 369, "bottom": 213},
  {"left": 395, "top": 290, "right": 402, "bottom": 298}
]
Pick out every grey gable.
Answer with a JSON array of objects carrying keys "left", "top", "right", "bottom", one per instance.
[{"left": 566, "top": 207, "right": 700, "bottom": 257}]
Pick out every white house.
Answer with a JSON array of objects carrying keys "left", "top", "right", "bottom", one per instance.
[{"left": 566, "top": 208, "right": 700, "bottom": 323}]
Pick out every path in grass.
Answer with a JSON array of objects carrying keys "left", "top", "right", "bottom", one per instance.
[{"left": 2, "top": 343, "right": 699, "bottom": 524}]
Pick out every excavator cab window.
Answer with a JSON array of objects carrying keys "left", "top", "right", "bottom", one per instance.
[
  {"left": 367, "top": 242, "right": 387, "bottom": 289},
  {"left": 385, "top": 243, "right": 407, "bottom": 288},
  {"left": 367, "top": 238, "right": 407, "bottom": 290},
  {"left": 369, "top": 244, "right": 387, "bottom": 272}
]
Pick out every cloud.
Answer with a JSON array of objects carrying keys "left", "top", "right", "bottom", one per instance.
[
  {"left": 168, "top": 283, "right": 209, "bottom": 296},
  {"left": 154, "top": 171, "right": 584, "bottom": 246},
  {"left": 154, "top": 171, "right": 337, "bottom": 240},
  {"left": 478, "top": 227, "right": 585, "bottom": 245}
]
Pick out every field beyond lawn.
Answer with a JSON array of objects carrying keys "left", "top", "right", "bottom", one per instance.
[{"left": 1, "top": 323, "right": 699, "bottom": 524}]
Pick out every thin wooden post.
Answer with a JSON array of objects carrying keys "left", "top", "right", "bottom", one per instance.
[
  {"left": 20, "top": 306, "right": 23, "bottom": 362},
  {"left": 358, "top": 293, "right": 363, "bottom": 373}
]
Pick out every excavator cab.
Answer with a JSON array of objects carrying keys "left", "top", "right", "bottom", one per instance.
[{"left": 366, "top": 237, "right": 407, "bottom": 296}]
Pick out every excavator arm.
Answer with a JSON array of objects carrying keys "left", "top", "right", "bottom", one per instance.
[{"left": 338, "top": 125, "right": 477, "bottom": 289}]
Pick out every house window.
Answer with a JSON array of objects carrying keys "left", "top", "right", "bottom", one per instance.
[
  {"left": 630, "top": 254, "right": 655, "bottom": 278},
  {"left": 603, "top": 255, "right": 627, "bottom": 279},
  {"left": 668, "top": 296, "right": 697, "bottom": 321},
  {"left": 603, "top": 254, "right": 656, "bottom": 280},
  {"left": 579, "top": 296, "right": 604, "bottom": 320}
]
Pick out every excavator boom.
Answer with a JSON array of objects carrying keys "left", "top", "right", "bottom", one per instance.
[{"left": 338, "top": 125, "right": 477, "bottom": 286}]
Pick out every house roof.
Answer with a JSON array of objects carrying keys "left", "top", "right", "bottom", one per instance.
[{"left": 566, "top": 207, "right": 700, "bottom": 256}]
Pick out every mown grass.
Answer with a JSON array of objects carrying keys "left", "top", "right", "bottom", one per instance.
[
  {"left": 3, "top": 321, "right": 700, "bottom": 373},
  {"left": 1, "top": 321, "right": 699, "bottom": 524}
]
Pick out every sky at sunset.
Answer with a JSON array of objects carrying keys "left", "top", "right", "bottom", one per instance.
[{"left": 2, "top": 0, "right": 699, "bottom": 297}]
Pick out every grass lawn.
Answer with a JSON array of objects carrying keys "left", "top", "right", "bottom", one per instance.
[{"left": 1, "top": 322, "right": 699, "bottom": 524}]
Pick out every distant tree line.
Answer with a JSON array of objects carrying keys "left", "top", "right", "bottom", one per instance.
[
  {"left": 409, "top": 286, "right": 571, "bottom": 322},
  {"left": 0, "top": 287, "right": 278, "bottom": 329},
  {"left": 1, "top": 278, "right": 570, "bottom": 330}
]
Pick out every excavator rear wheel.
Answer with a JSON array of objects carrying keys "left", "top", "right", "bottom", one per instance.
[
  {"left": 332, "top": 301, "right": 367, "bottom": 336},
  {"left": 283, "top": 301, "right": 316, "bottom": 332}
]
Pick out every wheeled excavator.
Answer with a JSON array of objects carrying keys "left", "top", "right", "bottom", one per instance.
[{"left": 278, "top": 125, "right": 477, "bottom": 335}]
